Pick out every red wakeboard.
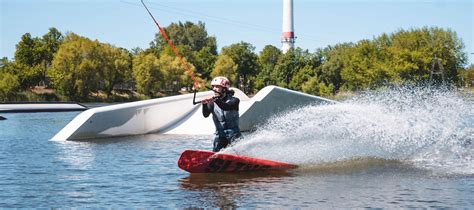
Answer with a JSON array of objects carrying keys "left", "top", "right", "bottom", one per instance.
[{"left": 178, "top": 150, "right": 298, "bottom": 173}]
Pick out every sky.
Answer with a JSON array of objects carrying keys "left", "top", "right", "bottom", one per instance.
[{"left": 1, "top": 0, "right": 473, "bottom": 65}]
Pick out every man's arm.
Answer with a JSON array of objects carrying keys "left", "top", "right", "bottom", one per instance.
[
  {"left": 202, "top": 103, "right": 212, "bottom": 117},
  {"left": 214, "top": 97, "right": 239, "bottom": 111}
]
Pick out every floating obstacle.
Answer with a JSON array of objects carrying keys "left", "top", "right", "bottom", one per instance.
[
  {"left": 0, "top": 102, "right": 87, "bottom": 113},
  {"left": 52, "top": 86, "right": 335, "bottom": 141}
]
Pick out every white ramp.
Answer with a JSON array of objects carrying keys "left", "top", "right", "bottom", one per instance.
[
  {"left": 52, "top": 86, "right": 335, "bottom": 141},
  {"left": 239, "top": 86, "right": 334, "bottom": 131}
]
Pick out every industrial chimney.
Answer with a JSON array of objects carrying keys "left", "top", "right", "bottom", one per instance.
[{"left": 281, "top": 0, "right": 295, "bottom": 53}]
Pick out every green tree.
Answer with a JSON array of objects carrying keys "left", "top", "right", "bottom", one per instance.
[
  {"left": 301, "top": 76, "right": 320, "bottom": 96},
  {"left": 319, "top": 27, "right": 467, "bottom": 92},
  {"left": 301, "top": 76, "right": 334, "bottom": 97},
  {"left": 272, "top": 47, "right": 319, "bottom": 90},
  {"left": 211, "top": 54, "right": 238, "bottom": 85},
  {"left": 318, "top": 83, "right": 334, "bottom": 97},
  {"left": 49, "top": 33, "right": 101, "bottom": 100},
  {"left": 221, "top": 42, "right": 259, "bottom": 92},
  {"left": 460, "top": 64, "right": 474, "bottom": 87},
  {"left": 132, "top": 52, "right": 162, "bottom": 96},
  {"left": 0, "top": 72, "right": 20, "bottom": 101},
  {"left": 318, "top": 43, "right": 352, "bottom": 91},
  {"left": 41, "top": 28, "right": 63, "bottom": 60},
  {"left": 193, "top": 47, "right": 217, "bottom": 80},
  {"left": 273, "top": 48, "right": 299, "bottom": 88},
  {"left": 255, "top": 45, "right": 281, "bottom": 90},
  {"left": 341, "top": 40, "right": 392, "bottom": 90},
  {"left": 152, "top": 21, "right": 217, "bottom": 54},
  {"left": 150, "top": 21, "right": 217, "bottom": 80},
  {"left": 98, "top": 45, "right": 132, "bottom": 97},
  {"left": 289, "top": 65, "right": 316, "bottom": 91},
  {"left": 14, "top": 33, "right": 43, "bottom": 88},
  {"left": 38, "top": 27, "right": 64, "bottom": 85},
  {"left": 15, "top": 33, "right": 37, "bottom": 66},
  {"left": 0, "top": 57, "right": 8, "bottom": 72},
  {"left": 13, "top": 29, "right": 64, "bottom": 88},
  {"left": 0, "top": 59, "right": 34, "bottom": 90},
  {"left": 289, "top": 48, "right": 323, "bottom": 91},
  {"left": 158, "top": 54, "right": 196, "bottom": 93},
  {"left": 385, "top": 27, "right": 466, "bottom": 85}
]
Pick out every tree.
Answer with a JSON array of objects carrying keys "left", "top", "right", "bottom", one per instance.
[
  {"left": 0, "top": 59, "right": 34, "bottom": 90},
  {"left": 151, "top": 21, "right": 217, "bottom": 54},
  {"left": 301, "top": 76, "right": 320, "bottom": 96},
  {"left": 289, "top": 48, "right": 323, "bottom": 91},
  {"left": 0, "top": 58, "right": 8, "bottom": 69},
  {"left": 98, "top": 45, "right": 132, "bottom": 97},
  {"left": 38, "top": 27, "right": 64, "bottom": 85},
  {"left": 14, "top": 33, "right": 43, "bottom": 88},
  {"left": 341, "top": 39, "right": 392, "bottom": 90},
  {"left": 13, "top": 29, "right": 64, "bottom": 88},
  {"left": 49, "top": 33, "right": 101, "bottom": 100},
  {"left": 211, "top": 54, "right": 238, "bottom": 85},
  {"left": 132, "top": 52, "right": 162, "bottom": 96},
  {"left": 255, "top": 45, "right": 281, "bottom": 90},
  {"left": 42, "top": 28, "right": 63, "bottom": 58},
  {"left": 0, "top": 72, "right": 20, "bottom": 101},
  {"left": 318, "top": 43, "right": 352, "bottom": 91},
  {"left": 158, "top": 54, "right": 196, "bottom": 93},
  {"left": 273, "top": 48, "right": 299, "bottom": 88},
  {"left": 386, "top": 27, "right": 466, "bottom": 85},
  {"left": 317, "top": 27, "right": 468, "bottom": 91},
  {"left": 149, "top": 21, "right": 217, "bottom": 80},
  {"left": 460, "top": 64, "right": 474, "bottom": 87},
  {"left": 289, "top": 65, "right": 316, "bottom": 91},
  {"left": 221, "top": 42, "right": 259, "bottom": 92},
  {"left": 193, "top": 47, "right": 217, "bottom": 80},
  {"left": 272, "top": 47, "right": 320, "bottom": 90},
  {"left": 15, "top": 33, "right": 37, "bottom": 66}
]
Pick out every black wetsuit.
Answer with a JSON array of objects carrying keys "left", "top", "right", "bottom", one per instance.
[{"left": 203, "top": 91, "right": 242, "bottom": 152}]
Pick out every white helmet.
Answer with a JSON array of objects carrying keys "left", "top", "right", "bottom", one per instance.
[{"left": 211, "top": 76, "right": 231, "bottom": 89}]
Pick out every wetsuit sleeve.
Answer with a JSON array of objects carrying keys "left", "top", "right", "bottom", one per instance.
[
  {"left": 202, "top": 103, "right": 212, "bottom": 118},
  {"left": 214, "top": 97, "right": 239, "bottom": 111}
]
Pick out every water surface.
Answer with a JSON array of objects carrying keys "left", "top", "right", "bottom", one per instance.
[{"left": 0, "top": 87, "right": 473, "bottom": 208}]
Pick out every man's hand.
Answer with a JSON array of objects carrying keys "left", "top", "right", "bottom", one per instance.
[{"left": 201, "top": 97, "right": 215, "bottom": 104}]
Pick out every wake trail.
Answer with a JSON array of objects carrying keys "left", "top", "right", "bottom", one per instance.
[{"left": 224, "top": 86, "right": 473, "bottom": 175}]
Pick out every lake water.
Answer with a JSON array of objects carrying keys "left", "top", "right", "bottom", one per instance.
[{"left": 0, "top": 87, "right": 473, "bottom": 208}]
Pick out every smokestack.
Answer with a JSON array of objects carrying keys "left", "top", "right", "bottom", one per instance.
[{"left": 281, "top": 0, "right": 295, "bottom": 53}]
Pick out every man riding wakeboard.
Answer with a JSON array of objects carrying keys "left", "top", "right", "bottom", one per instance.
[{"left": 201, "top": 76, "right": 242, "bottom": 152}]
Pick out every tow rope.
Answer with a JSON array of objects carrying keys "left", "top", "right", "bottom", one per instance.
[{"left": 141, "top": 0, "right": 200, "bottom": 89}]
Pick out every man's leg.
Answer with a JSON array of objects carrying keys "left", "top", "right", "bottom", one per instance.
[{"left": 213, "top": 136, "right": 230, "bottom": 152}]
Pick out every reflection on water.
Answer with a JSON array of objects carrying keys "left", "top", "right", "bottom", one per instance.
[
  {"left": 179, "top": 172, "right": 295, "bottom": 208},
  {"left": 54, "top": 141, "right": 96, "bottom": 170},
  {"left": 295, "top": 157, "right": 412, "bottom": 174},
  {"left": 177, "top": 162, "right": 474, "bottom": 208}
]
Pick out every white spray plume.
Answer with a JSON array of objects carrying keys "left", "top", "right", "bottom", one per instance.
[{"left": 224, "top": 86, "right": 473, "bottom": 175}]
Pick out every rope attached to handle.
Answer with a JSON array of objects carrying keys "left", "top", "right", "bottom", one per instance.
[{"left": 141, "top": 0, "right": 200, "bottom": 89}]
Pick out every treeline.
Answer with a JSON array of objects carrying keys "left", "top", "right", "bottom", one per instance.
[{"left": 0, "top": 22, "right": 472, "bottom": 102}]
